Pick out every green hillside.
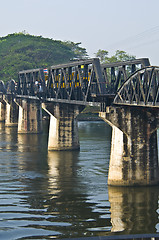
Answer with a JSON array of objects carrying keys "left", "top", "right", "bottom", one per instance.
[{"left": 0, "top": 32, "right": 88, "bottom": 82}]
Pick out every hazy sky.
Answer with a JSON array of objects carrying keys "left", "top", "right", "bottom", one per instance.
[{"left": 1, "top": 0, "right": 159, "bottom": 65}]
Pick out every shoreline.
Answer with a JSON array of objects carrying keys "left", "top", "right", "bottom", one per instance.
[{"left": 77, "top": 115, "right": 102, "bottom": 121}]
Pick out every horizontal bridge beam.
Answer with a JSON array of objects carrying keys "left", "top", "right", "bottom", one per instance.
[
  {"left": 50, "top": 58, "right": 100, "bottom": 69},
  {"left": 101, "top": 58, "right": 150, "bottom": 68}
]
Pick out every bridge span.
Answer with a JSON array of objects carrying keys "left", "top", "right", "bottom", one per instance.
[{"left": 0, "top": 57, "right": 159, "bottom": 186}]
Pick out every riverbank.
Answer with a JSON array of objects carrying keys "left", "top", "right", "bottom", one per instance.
[
  {"left": 42, "top": 106, "right": 103, "bottom": 121},
  {"left": 77, "top": 106, "right": 102, "bottom": 121},
  {"left": 77, "top": 114, "right": 102, "bottom": 121}
]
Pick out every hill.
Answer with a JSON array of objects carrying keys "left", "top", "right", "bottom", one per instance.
[{"left": 0, "top": 32, "right": 88, "bottom": 82}]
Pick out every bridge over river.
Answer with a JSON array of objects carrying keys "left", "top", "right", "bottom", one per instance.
[{"left": 0, "top": 57, "right": 159, "bottom": 187}]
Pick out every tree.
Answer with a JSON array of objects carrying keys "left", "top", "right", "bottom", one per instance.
[
  {"left": 95, "top": 49, "right": 136, "bottom": 63},
  {"left": 0, "top": 33, "right": 88, "bottom": 82},
  {"left": 112, "top": 50, "right": 136, "bottom": 62},
  {"left": 64, "top": 41, "right": 88, "bottom": 60},
  {"left": 95, "top": 49, "right": 109, "bottom": 63}
]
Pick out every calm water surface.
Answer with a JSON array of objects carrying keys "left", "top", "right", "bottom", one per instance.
[{"left": 0, "top": 120, "right": 159, "bottom": 239}]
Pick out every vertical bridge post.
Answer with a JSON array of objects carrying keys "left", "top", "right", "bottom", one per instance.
[
  {"left": 42, "top": 103, "right": 84, "bottom": 150},
  {"left": 99, "top": 106, "right": 159, "bottom": 186}
]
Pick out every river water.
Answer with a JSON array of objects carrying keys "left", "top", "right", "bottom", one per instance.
[{"left": 0, "top": 120, "right": 159, "bottom": 239}]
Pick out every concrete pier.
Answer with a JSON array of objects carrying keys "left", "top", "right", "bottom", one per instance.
[
  {"left": 16, "top": 99, "right": 42, "bottom": 133},
  {"left": 0, "top": 101, "right": 6, "bottom": 122},
  {"left": 99, "top": 106, "right": 159, "bottom": 186},
  {"left": 4, "top": 96, "right": 18, "bottom": 127},
  {"left": 42, "top": 103, "right": 84, "bottom": 150}
]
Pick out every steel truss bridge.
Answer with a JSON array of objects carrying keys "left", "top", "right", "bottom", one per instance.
[
  {"left": 2, "top": 57, "right": 159, "bottom": 188},
  {"left": 2, "top": 57, "right": 159, "bottom": 108}
]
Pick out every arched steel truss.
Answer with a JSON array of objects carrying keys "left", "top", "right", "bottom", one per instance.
[
  {"left": 114, "top": 66, "right": 159, "bottom": 107},
  {"left": 101, "top": 58, "right": 150, "bottom": 94}
]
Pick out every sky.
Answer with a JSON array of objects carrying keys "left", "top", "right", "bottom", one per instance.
[{"left": 1, "top": 0, "right": 159, "bottom": 65}]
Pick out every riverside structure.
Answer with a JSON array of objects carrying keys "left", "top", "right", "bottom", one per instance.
[{"left": 0, "top": 57, "right": 158, "bottom": 187}]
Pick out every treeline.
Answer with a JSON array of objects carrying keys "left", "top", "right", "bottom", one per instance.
[
  {"left": 0, "top": 32, "right": 136, "bottom": 83},
  {"left": 95, "top": 49, "right": 135, "bottom": 63},
  {"left": 0, "top": 32, "right": 88, "bottom": 82}
]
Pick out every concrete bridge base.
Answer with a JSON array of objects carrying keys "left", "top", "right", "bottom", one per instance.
[
  {"left": 99, "top": 106, "right": 159, "bottom": 186},
  {"left": 42, "top": 103, "right": 84, "bottom": 151},
  {"left": 16, "top": 99, "right": 42, "bottom": 133},
  {"left": 4, "top": 96, "right": 18, "bottom": 127},
  {"left": 0, "top": 101, "right": 6, "bottom": 122}
]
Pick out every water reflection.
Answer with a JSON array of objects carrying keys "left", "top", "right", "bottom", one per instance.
[
  {"left": 0, "top": 123, "right": 18, "bottom": 151},
  {"left": 108, "top": 186, "right": 159, "bottom": 234},
  {"left": 47, "top": 151, "right": 79, "bottom": 194},
  {"left": 17, "top": 131, "right": 48, "bottom": 153},
  {"left": 0, "top": 120, "right": 159, "bottom": 239},
  {"left": 15, "top": 127, "right": 111, "bottom": 238}
]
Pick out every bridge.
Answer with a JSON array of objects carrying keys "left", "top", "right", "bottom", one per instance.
[{"left": 0, "top": 57, "right": 159, "bottom": 187}]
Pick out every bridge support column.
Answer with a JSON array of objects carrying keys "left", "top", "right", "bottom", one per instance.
[
  {"left": 42, "top": 103, "right": 84, "bottom": 150},
  {"left": 4, "top": 96, "right": 19, "bottom": 127},
  {"left": 0, "top": 101, "right": 6, "bottom": 122},
  {"left": 16, "top": 99, "right": 42, "bottom": 133},
  {"left": 99, "top": 106, "right": 159, "bottom": 186}
]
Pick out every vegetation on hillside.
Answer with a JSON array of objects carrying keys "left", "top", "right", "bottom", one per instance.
[
  {"left": 0, "top": 32, "right": 136, "bottom": 86},
  {"left": 0, "top": 33, "right": 137, "bottom": 117},
  {"left": 0, "top": 32, "right": 88, "bottom": 82}
]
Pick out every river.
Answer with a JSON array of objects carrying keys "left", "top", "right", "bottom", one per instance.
[{"left": 0, "top": 120, "right": 159, "bottom": 239}]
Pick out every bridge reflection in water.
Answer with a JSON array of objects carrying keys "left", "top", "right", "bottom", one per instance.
[
  {"left": 109, "top": 186, "right": 158, "bottom": 234},
  {"left": 0, "top": 121, "right": 159, "bottom": 239}
]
